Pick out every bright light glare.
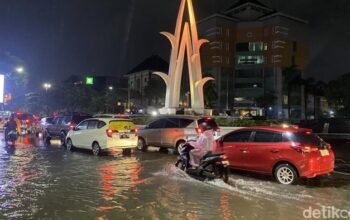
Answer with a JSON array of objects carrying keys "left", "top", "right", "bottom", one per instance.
[
  {"left": 15, "top": 67, "right": 24, "bottom": 73},
  {"left": 0, "top": 75, "right": 4, "bottom": 103},
  {"left": 151, "top": 111, "right": 158, "bottom": 116},
  {"left": 43, "top": 83, "right": 52, "bottom": 90},
  {"left": 281, "top": 123, "right": 289, "bottom": 128}
]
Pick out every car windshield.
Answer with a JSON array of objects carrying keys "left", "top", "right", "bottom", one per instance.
[{"left": 109, "top": 120, "right": 135, "bottom": 131}]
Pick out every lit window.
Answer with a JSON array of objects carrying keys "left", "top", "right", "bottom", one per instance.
[{"left": 237, "top": 56, "right": 264, "bottom": 65}]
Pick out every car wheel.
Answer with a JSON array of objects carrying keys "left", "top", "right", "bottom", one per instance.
[
  {"left": 60, "top": 131, "right": 66, "bottom": 147},
  {"left": 274, "top": 164, "right": 298, "bottom": 185},
  {"left": 176, "top": 140, "right": 186, "bottom": 155},
  {"left": 137, "top": 138, "right": 147, "bottom": 151},
  {"left": 92, "top": 142, "right": 101, "bottom": 156},
  {"left": 66, "top": 138, "right": 74, "bottom": 151}
]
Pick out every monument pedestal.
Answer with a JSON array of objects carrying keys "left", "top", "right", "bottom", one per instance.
[{"left": 159, "top": 107, "right": 177, "bottom": 115}]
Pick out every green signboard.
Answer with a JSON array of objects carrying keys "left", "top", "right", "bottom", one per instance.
[{"left": 85, "top": 76, "right": 94, "bottom": 85}]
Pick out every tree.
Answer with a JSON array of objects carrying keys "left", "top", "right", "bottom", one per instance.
[
  {"left": 255, "top": 92, "right": 277, "bottom": 118},
  {"left": 325, "top": 73, "right": 350, "bottom": 116},
  {"left": 203, "top": 74, "right": 218, "bottom": 109}
]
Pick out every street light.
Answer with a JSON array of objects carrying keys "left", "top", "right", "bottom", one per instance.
[
  {"left": 15, "top": 66, "right": 24, "bottom": 74},
  {"left": 43, "top": 83, "right": 52, "bottom": 92},
  {"left": 108, "top": 86, "right": 114, "bottom": 91}
]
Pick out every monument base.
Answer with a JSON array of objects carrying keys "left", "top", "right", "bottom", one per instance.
[
  {"left": 184, "top": 108, "right": 213, "bottom": 116},
  {"left": 159, "top": 107, "right": 177, "bottom": 115}
]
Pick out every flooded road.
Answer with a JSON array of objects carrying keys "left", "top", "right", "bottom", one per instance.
[{"left": 0, "top": 134, "right": 349, "bottom": 220}]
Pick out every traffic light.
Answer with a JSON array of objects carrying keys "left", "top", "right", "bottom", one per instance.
[{"left": 85, "top": 76, "right": 94, "bottom": 85}]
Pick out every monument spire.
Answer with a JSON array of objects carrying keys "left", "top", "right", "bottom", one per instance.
[{"left": 154, "top": 0, "right": 214, "bottom": 114}]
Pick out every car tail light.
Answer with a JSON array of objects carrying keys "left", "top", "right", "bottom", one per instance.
[
  {"left": 25, "top": 119, "right": 30, "bottom": 124},
  {"left": 220, "top": 155, "right": 228, "bottom": 160},
  {"left": 291, "top": 142, "right": 319, "bottom": 153},
  {"left": 195, "top": 128, "right": 203, "bottom": 134},
  {"left": 106, "top": 129, "right": 118, "bottom": 137},
  {"left": 216, "top": 127, "right": 221, "bottom": 132},
  {"left": 69, "top": 125, "right": 75, "bottom": 130},
  {"left": 131, "top": 128, "right": 138, "bottom": 133}
]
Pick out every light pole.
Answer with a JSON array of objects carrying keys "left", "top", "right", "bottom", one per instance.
[{"left": 43, "top": 83, "right": 52, "bottom": 92}]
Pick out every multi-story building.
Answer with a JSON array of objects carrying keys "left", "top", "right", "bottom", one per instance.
[
  {"left": 125, "top": 55, "right": 169, "bottom": 107},
  {"left": 198, "top": 0, "right": 309, "bottom": 119}
]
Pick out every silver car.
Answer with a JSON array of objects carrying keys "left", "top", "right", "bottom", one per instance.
[{"left": 137, "top": 116, "right": 220, "bottom": 154}]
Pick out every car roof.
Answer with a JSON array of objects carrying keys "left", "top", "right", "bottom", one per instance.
[
  {"left": 152, "top": 115, "right": 212, "bottom": 120},
  {"left": 237, "top": 126, "right": 311, "bottom": 133},
  {"left": 91, "top": 118, "right": 133, "bottom": 123}
]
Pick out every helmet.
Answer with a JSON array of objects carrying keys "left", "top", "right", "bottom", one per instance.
[{"left": 198, "top": 122, "right": 212, "bottom": 132}]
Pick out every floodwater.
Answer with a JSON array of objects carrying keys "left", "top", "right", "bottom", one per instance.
[{"left": 0, "top": 134, "right": 349, "bottom": 220}]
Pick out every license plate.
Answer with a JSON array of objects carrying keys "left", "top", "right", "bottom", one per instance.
[
  {"left": 320, "top": 149, "right": 329, "bottom": 156},
  {"left": 120, "top": 134, "right": 129, "bottom": 139}
]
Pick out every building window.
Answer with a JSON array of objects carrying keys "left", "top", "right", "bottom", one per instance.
[
  {"left": 226, "top": 56, "right": 230, "bottom": 64},
  {"left": 226, "top": 28, "right": 230, "bottom": 37},
  {"left": 237, "top": 55, "right": 264, "bottom": 65},
  {"left": 273, "top": 26, "right": 289, "bottom": 35},
  {"left": 291, "top": 56, "right": 296, "bottom": 65},
  {"left": 264, "top": 43, "right": 268, "bottom": 51},
  {"left": 226, "top": 43, "right": 230, "bottom": 51},
  {"left": 236, "top": 42, "right": 263, "bottom": 52},
  {"left": 273, "top": 40, "right": 286, "bottom": 49}
]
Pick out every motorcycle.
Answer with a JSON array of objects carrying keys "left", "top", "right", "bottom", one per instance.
[
  {"left": 175, "top": 142, "right": 230, "bottom": 183},
  {"left": 4, "top": 128, "right": 18, "bottom": 146}
]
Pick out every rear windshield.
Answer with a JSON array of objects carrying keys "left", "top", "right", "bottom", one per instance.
[
  {"left": 109, "top": 120, "right": 135, "bottom": 131},
  {"left": 284, "top": 132, "right": 323, "bottom": 146},
  {"left": 197, "top": 118, "right": 218, "bottom": 130}
]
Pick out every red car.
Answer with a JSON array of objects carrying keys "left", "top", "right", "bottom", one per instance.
[{"left": 214, "top": 126, "right": 334, "bottom": 185}]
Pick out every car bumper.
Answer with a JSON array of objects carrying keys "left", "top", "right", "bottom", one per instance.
[
  {"left": 299, "top": 153, "right": 335, "bottom": 178},
  {"left": 104, "top": 139, "right": 137, "bottom": 150}
]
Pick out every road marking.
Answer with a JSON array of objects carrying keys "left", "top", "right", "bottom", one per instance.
[{"left": 334, "top": 171, "right": 350, "bottom": 176}]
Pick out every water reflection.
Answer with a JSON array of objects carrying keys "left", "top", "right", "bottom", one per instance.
[
  {"left": 0, "top": 134, "right": 349, "bottom": 219},
  {"left": 96, "top": 156, "right": 145, "bottom": 214}
]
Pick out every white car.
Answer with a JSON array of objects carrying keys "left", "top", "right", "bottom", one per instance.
[{"left": 66, "top": 118, "right": 138, "bottom": 155}]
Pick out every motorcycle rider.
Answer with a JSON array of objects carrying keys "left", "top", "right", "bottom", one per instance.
[
  {"left": 4, "top": 114, "right": 17, "bottom": 141},
  {"left": 189, "top": 122, "right": 215, "bottom": 168}
]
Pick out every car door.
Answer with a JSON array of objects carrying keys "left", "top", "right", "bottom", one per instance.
[
  {"left": 70, "top": 120, "right": 89, "bottom": 148},
  {"left": 245, "top": 130, "right": 283, "bottom": 173},
  {"left": 142, "top": 119, "right": 166, "bottom": 146},
  {"left": 79, "top": 120, "right": 99, "bottom": 148},
  {"left": 53, "top": 117, "right": 64, "bottom": 136},
  {"left": 161, "top": 118, "right": 182, "bottom": 147},
  {"left": 219, "top": 130, "right": 253, "bottom": 170}
]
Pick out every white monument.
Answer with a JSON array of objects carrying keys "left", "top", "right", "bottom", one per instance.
[{"left": 154, "top": 0, "right": 213, "bottom": 115}]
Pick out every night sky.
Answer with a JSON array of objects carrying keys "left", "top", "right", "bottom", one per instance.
[{"left": 0, "top": 0, "right": 349, "bottom": 92}]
